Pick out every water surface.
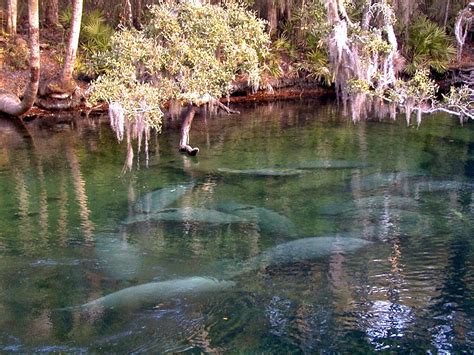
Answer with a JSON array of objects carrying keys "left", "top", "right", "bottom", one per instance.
[{"left": 0, "top": 101, "right": 473, "bottom": 352}]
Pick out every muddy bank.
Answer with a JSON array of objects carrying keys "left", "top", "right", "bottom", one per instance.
[{"left": 11, "top": 78, "right": 333, "bottom": 121}]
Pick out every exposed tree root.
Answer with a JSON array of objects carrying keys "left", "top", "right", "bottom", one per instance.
[{"left": 210, "top": 99, "right": 240, "bottom": 114}]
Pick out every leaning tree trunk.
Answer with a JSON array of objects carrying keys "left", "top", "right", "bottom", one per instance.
[
  {"left": 38, "top": 0, "right": 83, "bottom": 106},
  {"left": 179, "top": 105, "right": 200, "bottom": 156},
  {"left": 62, "top": 0, "right": 83, "bottom": 85},
  {"left": 6, "top": 0, "right": 17, "bottom": 34},
  {"left": 123, "top": 0, "right": 133, "bottom": 28},
  {"left": 177, "top": 100, "right": 239, "bottom": 156},
  {"left": 0, "top": 0, "right": 40, "bottom": 117},
  {"left": 132, "top": 0, "right": 142, "bottom": 29}
]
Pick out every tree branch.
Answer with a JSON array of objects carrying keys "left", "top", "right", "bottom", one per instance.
[{"left": 179, "top": 105, "right": 199, "bottom": 156}]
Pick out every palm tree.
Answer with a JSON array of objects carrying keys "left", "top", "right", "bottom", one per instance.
[{"left": 0, "top": 0, "right": 40, "bottom": 116}]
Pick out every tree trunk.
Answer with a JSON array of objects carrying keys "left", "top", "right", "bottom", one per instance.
[
  {"left": 0, "top": 0, "right": 40, "bottom": 117},
  {"left": 123, "top": 0, "right": 133, "bottom": 28},
  {"left": 38, "top": 0, "right": 83, "bottom": 105},
  {"left": 62, "top": 0, "right": 83, "bottom": 84},
  {"left": 43, "top": 0, "right": 60, "bottom": 27},
  {"left": 444, "top": 0, "right": 451, "bottom": 29},
  {"left": 6, "top": 0, "right": 17, "bottom": 34},
  {"left": 133, "top": 0, "right": 142, "bottom": 29},
  {"left": 179, "top": 105, "right": 199, "bottom": 156}
]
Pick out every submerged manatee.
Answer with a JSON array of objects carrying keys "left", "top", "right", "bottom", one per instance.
[
  {"left": 210, "top": 236, "right": 373, "bottom": 278},
  {"left": 122, "top": 207, "right": 248, "bottom": 226},
  {"left": 249, "top": 236, "right": 372, "bottom": 269},
  {"left": 213, "top": 202, "right": 297, "bottom": 237},
  {"left": 80, "top": 277, "right": 235, "bottom": 311},
  {"left": 134, "top": 183, "right": 194, "bottom": 214},
  {"left": 217, "top": 167, "right": 306, "bottom": 177},
  {"left": 287, "top": 160, "right": 370, "bottom": 170}
]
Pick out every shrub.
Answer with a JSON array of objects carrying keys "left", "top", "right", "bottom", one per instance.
[
  {"left": 406, "top": 17, "right": 456, "bottom": 74},
  {"left": 88, "top": 1, "right": 270, "bottom": 130}
]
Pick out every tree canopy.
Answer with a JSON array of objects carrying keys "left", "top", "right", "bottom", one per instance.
[{"left": 88, "top": 1, "right": 270, "bottom": 132}]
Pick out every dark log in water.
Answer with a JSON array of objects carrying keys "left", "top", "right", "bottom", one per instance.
[{"left": 179, "top": 105, "right": 199, "bottom": 156}]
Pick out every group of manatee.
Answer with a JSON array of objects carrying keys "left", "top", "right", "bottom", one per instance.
[{"left": 81, "top": 160, "right": 474, "bottom": 313}]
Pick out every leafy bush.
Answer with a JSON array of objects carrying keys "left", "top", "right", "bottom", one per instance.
[
  {"left": 406, "top": 17, "right": 456, "bottom": 74},
  {"left": 296, "top": 48, "right": 333, "bottom": 85},
  {"left": 275, "top": 0, "right": 333, "bottom": 84},
  {"left": 59, "top": 7, "right": 73, "bottom": 29},
  {"left": 88, "top": 1, "right": 270, "bottom": 129},
  {"left": 81, "top": 10, "right": 114, "bottom": 53}
]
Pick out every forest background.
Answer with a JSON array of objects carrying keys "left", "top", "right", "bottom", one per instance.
[{"left": 0, "top": 0, "right": 473, "bottom": 155}]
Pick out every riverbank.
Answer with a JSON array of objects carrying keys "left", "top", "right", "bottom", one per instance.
[
  {"left": 2, "top": 28, "right": 474, "bottom": 121},
  {"left": 0, "top": 28, "right": 337, "bottom": 119}
]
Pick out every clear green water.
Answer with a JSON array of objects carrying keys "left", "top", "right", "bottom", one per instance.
[{"left": 0, "top": 100, "right": 473, "bottom": 352}]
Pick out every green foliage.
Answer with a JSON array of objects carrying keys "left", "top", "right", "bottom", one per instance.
[
  {"left": 347, "top": 79, "right": 372, "bottom": 94},
  {"left": 363, "top": 30, "right": 393, "bottom": 56},
  {"left": 441, "top": 85, "right": 473, "bottom": 112},
  {"left": 405, "top": 68, "right": 439, "bottom": 101},
  {"left": 59, "top": 7, "right": 114, "bottom": 53},
  {"left": 387, "top": 69, "right": 438, "bottom": 105},
  {"left": 296, "top": 48, "right": 333, "bottom": 85},
  {"left": 59, "top": 7, "right": 73, "bottom": 29},
  {"left": 406, "top": 17, "right": 456, "bottom": 74},
  {"left": 273, "top": 34, "right": 298, "bottom": 60},
  {"left": 269, "top": 0, "right": 333, "bottom": 84},
  {"left": 89, "top": 1, "right": 270, "bottom": 128},
  {"left": 59, "top": 7, "right": 114, "bottom": 72},
  {"left": 263, "top": 50, "right": 284, "bottom": 78},
  {"left": 81, "top": 10, "right": 114, "bottom": 53}
]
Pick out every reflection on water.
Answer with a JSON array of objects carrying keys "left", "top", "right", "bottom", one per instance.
[{"left": 0, "top": 101, "right": 473, "bottom": 352}]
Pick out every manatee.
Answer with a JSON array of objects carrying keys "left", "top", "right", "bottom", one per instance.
[
  {"left": 79, "top": 277, "right": 235, "bottom": 311},
  {"left": 248, "top": 236, "right": 372, "bottom": 269},
  {"left": 122, "top": 207, "right": 249, "bottom": 225},
  {"left": 217, "top": 167, "right": 306, "bottom": 177},
  {"left": 287, "top": 160, "right": 370, "bottom": 170},
  {"left": 213, "top": 202, "right": 297, "bottom": 237},
  {"left": 207, "top": 236, "right": 372, "bottom": 279},
  {"left": 134, "top": 183, "right": 194, "bottom": 214}
]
